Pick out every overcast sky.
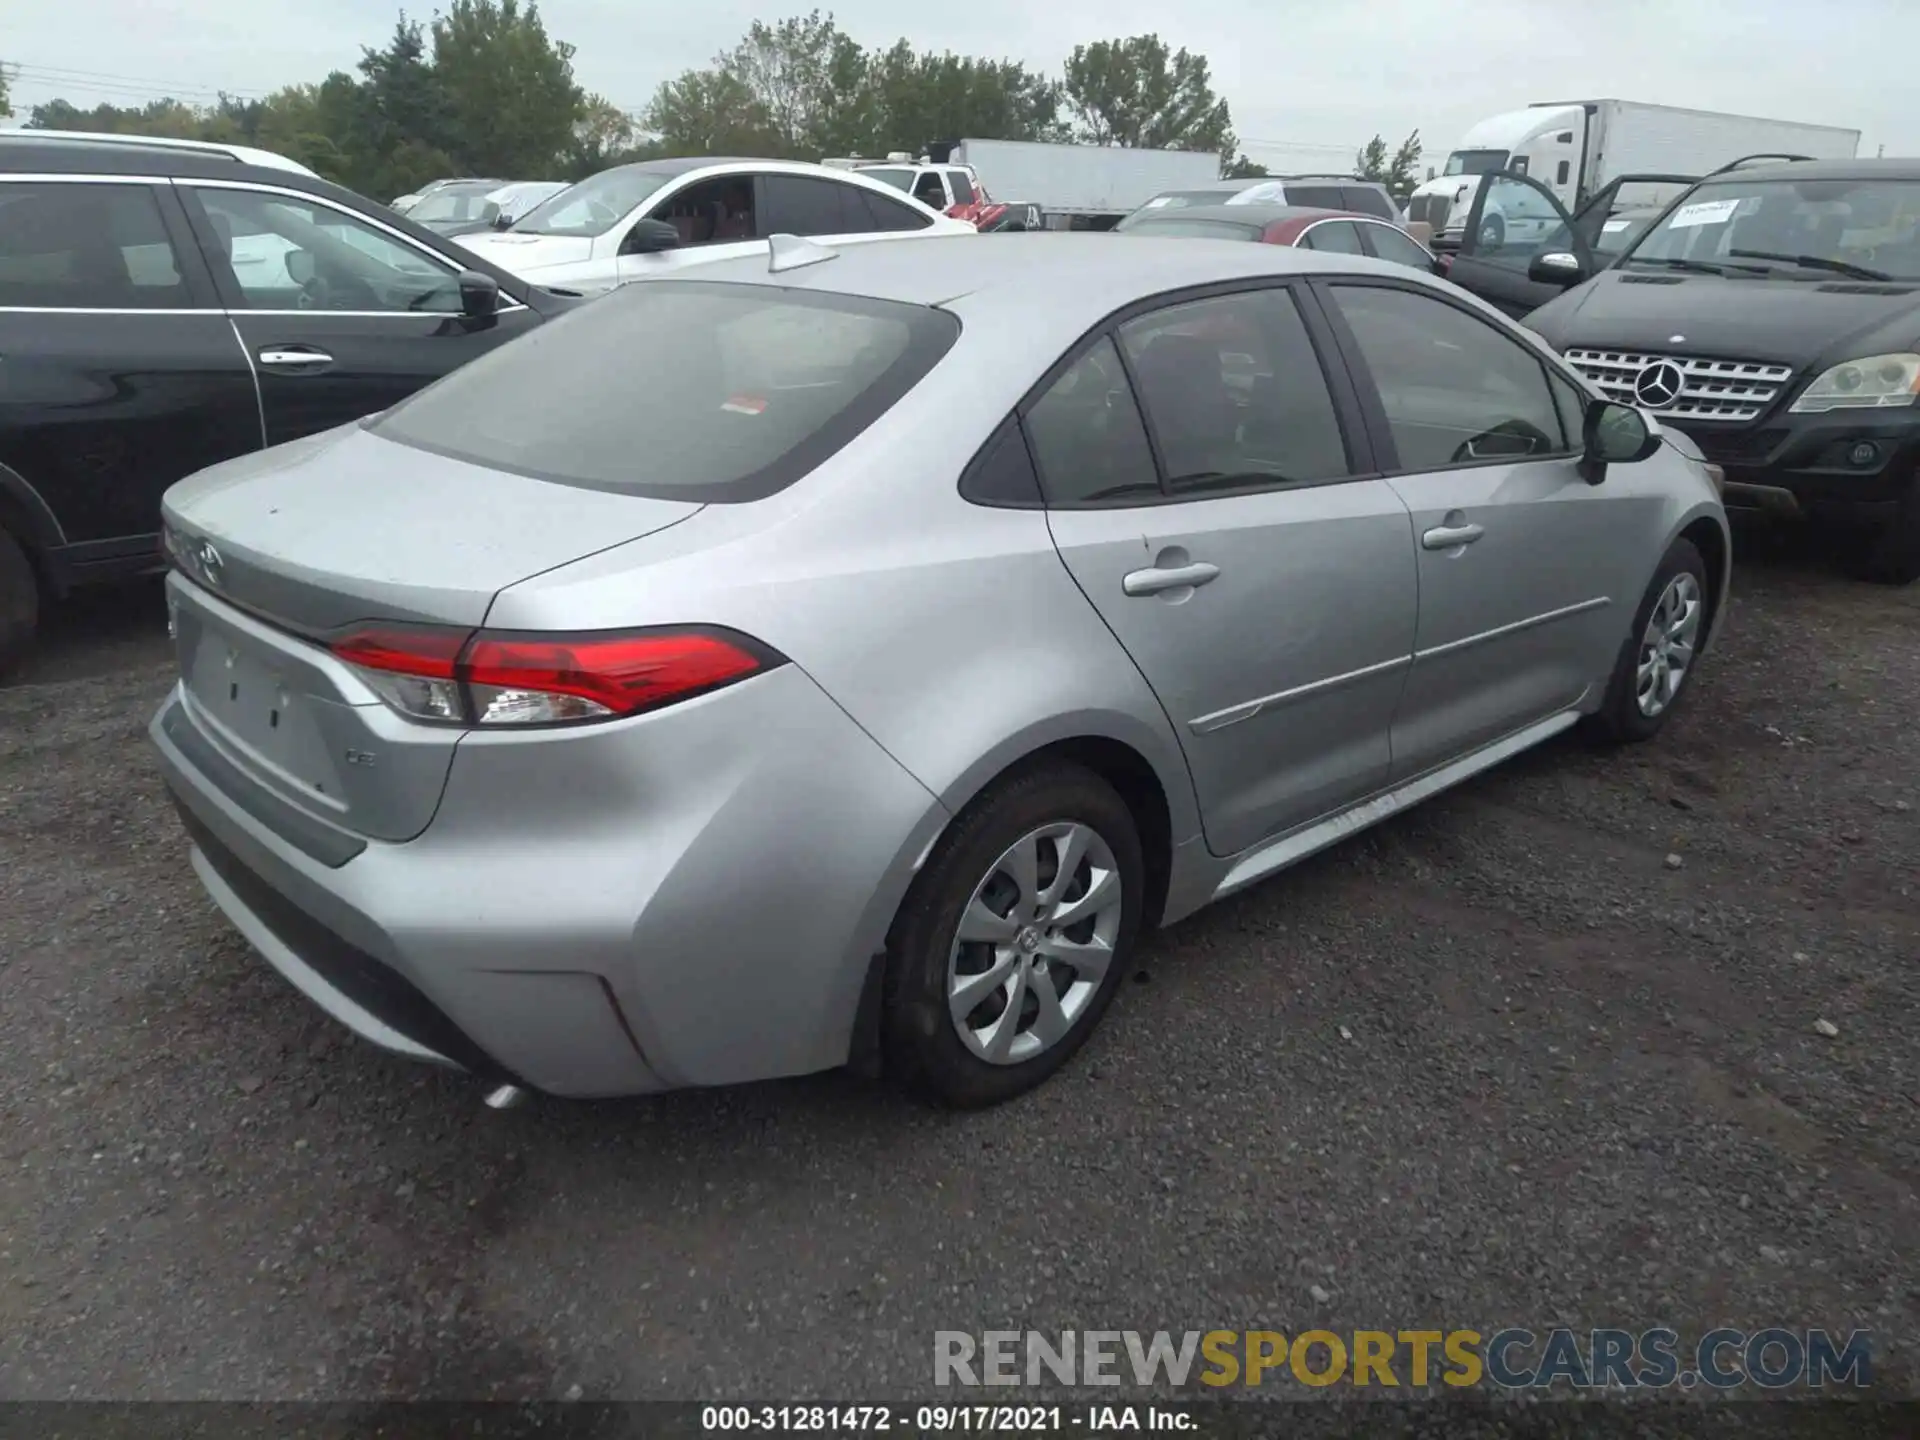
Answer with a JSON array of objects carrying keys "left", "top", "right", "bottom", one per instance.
[{"left": 8, "top": 0, "right": 1917, "bottom": 163}]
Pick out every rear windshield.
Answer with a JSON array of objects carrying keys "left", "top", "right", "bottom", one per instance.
[
  {"left": 1119, "top": 218, "right": 1265, "bottom": 242},
  {"left": 370, "top": 280, "right": 961, "bottom": 502}
]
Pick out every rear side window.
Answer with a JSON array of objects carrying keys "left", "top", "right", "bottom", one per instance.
[
  {"left": 1300, "top": 221, "right": 1366, "bottom": 254},
  {"left": 1118, "top": 290, "right": 1351, "bottom": 490},
  {"left": 0, "top": 182, "right": 193, "bottom": 309},
  {"left": 851, "top": 187, "right": 933, "bottom": 232},
  {"left": 1363, "top": 224, "right": 1437, "bottom": 272},
  {"left": 1023, "top": 336, "right": 1161, "bottom": 506},
  {"left": 1286, "top": 185, "right": 1345, "bottom": 209},
  {"left": 762, "top": 175, "right": 854, "bottom": 237},
  {"left": 371, "top": 281, "right": 960, "bottom": 502},
  {"left": 1340, "top": 185, "right": 1396, "bottom": 220}
]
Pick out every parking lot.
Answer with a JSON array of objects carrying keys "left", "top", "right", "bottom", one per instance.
[{"left": 1, "top": 522, "right": 1915, "bottom": 1404}]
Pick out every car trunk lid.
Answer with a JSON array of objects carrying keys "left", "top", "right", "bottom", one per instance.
[{"left": 161, "top": 423, "right": 702, "bottom": 842}]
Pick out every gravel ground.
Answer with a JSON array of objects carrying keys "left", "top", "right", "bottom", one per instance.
[{"left": 1, "top": 526, "right": 1915, "bottom": 1416}]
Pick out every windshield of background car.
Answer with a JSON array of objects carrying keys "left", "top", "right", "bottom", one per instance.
[
  {"left": 1120, "top": 218, "right": 1266, "bottom": 242},
  {"left": 1621, "top": 177, "right": 1920, "bottom": 280},
  {"left": 511, "top": 171, "right": 673, "bottom": 237},
  {"left": 369, "top": 281, "right": 963, "bottom": 502},
  {"left": 1443, "top": 149, "right": 1508, "bottom": 177},
  {"left": 410, "top": 187, "right": 496, "bottom": 222}
]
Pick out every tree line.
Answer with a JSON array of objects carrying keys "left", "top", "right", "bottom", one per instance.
[{"left": 1, "top": 7, "right": 1423, "bottom": 200}]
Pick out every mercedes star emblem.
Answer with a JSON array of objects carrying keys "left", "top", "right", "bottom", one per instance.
[{"left": 1633, "top": 360, "right": 1686, "bottom": 409}]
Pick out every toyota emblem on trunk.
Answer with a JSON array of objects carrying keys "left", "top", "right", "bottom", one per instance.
[
  {"left": 194, "top": 538, "right": 224, "bottom": 590},
  {"left": 1633, "top": 360, "right": 1686, "bottom": 409}
]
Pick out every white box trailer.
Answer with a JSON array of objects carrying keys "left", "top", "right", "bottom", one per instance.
[
  {"left": 937, "top": 138, "right": 1222, "bottom": 227},
  {"left": 1410, "top": 100, "right": 1860, "bottom": 233}
]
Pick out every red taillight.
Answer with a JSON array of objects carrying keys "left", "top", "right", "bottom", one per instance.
[{"left": 328, "top": 624, "right": 782, "bottom": 727}]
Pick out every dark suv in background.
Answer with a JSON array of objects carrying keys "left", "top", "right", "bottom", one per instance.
[{"left": 0, "top": 134, "right": 573, "bottom": 671}]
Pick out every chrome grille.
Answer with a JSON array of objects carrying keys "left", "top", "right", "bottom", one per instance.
[{"left": 1563, "top": 349, "right": 1795, "bottom": 423}]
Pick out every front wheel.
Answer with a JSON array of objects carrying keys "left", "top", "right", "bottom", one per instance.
[
  {"left": 881, "top": 762, "right": 1143, "bottom": 1108},
  {"left": 1477, "top": 212, "right": 1506, "bottom": 249},
  {"left": 1584, "top": 536, "right": 1710, "bottom": 744}
]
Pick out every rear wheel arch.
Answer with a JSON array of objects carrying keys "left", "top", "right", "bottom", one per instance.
[
  {"left": 0, "top": 462, "right": 65, "bottom": 595},
  {"left": 922, "top": 733, "right": 1177, "bottom": 931}
]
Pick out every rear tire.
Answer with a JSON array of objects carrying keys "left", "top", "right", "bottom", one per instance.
[
  {"left": 1583, "top": 536, "right": 1709, "bottom": 745},
  {"left": 1838, "top": 476, "right": 1920, "bottom": 585},
  {"left": 881, "top": 762, "right": 1143, "bottom": 1108},
  {"left": 0, "top": 527, "right": 38, "bottom": 679}
]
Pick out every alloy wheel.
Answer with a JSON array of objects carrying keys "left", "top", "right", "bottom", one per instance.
[
  {"left": 945, "top": 822, "right": 1123, "bottom": 1066},
  {"left": 1636, "top": 571, "right": 1703, "bottom": 717}
]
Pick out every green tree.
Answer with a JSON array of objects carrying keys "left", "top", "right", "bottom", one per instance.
[
  {"left": 712, "top": 10, "right": 868, "bottom": 158},
  {"left": 1222, "top": 154, "right": 1269, "bottom": 179},
  {"left": 1356, "top": 129, "right": 1423, "bottom": 194},
  {"left": 1062, "top": 34, "right": 1235, "bottom": 161},
  {"left": 0, "top": 61, "right": 13, "bottom": 120},
  {"left": 565, "top": 96, "right": 639, "bottom": 177},
  {"left": 431, "top": 0, "right": 583, "bottom": 178},
  {"left": 643, "top": 69, "right": 780, "bottom": 157},
  {"left": 856, "top": 42, "right": 1065, "bottom": 156},
  {"left": 347, "top": 16, "right": 455, "bottom": 197}
]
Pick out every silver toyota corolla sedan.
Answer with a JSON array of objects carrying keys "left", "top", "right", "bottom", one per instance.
[{"left": 150, "top": 232, "right": 1730, "bottom": 1109}]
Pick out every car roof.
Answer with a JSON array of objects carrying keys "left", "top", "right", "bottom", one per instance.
[
  {"left": 1128, "top": 203, "right": 1366, "bottom": 225},
  {"left": 671, "top": 231, "right": 1441, "bottom": 345},
  {"left": 0, "top": 129, "right": 318, "bottom": 177},
  {"left": 1696, "top": 157, "right": 1920, "bottom": 186}
]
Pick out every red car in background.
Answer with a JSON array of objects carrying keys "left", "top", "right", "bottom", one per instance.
[{"left": 1114, "top": 202, "right": 1445, "bottom": 275}]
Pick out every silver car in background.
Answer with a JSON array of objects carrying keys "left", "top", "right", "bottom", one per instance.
[{"left": 150, "top": 234, "right": 1729, "bottom": 1109}]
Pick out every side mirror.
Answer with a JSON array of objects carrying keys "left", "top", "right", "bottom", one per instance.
[
  {"left": 1528, "top": 250, "right": 1586, "bottom": 286},
  {"left": 1580, "top": 400, "right": 1660, "bottom": 482},
  {"left": 284, "top": 248, "right": 315, "bottom": 286},
  {"left": 457, "top": 270, "right": 500, "bottom": 319},
  {"left": 480, "top": 201, "right": 502, "bottom": 225},
  {"left": 621, "top": 218, "right": 682, "bottom": 256}
]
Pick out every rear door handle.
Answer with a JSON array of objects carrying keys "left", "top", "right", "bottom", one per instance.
[
  {"left": 1123, "top": 562, "right": 1220, "bottom": 596},
  {"left": 1421, "top": 523, "right": 1485, "bottom": 550},
  {"left": 257, "top": 346, "right": 334, "bottom": 369}
]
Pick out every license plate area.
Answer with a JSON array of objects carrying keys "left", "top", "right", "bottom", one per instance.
[{"left": 173, "top": 596, "right": 348, "bottom": 810}]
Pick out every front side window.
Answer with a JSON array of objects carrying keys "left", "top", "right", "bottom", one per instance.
[
  {"left": 1118, "top": 289, "right": 1352, "bottom": 491},
  {"left": 192, "top": 187, "right": 460, "bottom": 312},
  {"left": 513, "top": 170, "right": 670, "bottom": 237},
  {"left": 1363, "top": 224, "right": 1438, "bottom": 272},
  {"left": 911, "top": 171, "right": 949, "bottom": 210},
  {"left": 646, "top": 176, "right": 758, "bottom": 247},
  {"left": 1327, "top": 284, "right": 1567, "bottom": 471},
  {"left": 371, "top": 280, "right": 959, "bottom": 502},
  {"left": 0, "top": 182, "right": 192, "bottom": 309},
  {"left": 1468, "top": 174, "right": 1573, "bottom": 269},
  {"left": 1622, "top": 177, "right": 1920, "bottom": 281},
  {"left": 1023, "top": 336, "right": 1161, "bottom": 506}
]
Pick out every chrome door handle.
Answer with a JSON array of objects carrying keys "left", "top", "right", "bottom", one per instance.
[
  {"left": 1122, "top": 562, "right": 1220, "bottom": 596},
  {"left": 1422, "top": 523, "right": 1485, "bottom": 550},
  {"left": 257, "top": 346, "right": 334, "bottom": 368}
]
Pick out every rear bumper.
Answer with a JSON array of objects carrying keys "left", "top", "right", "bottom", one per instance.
[
  {"left": 1672, "top": 412, "right": 1920, "bottom": 523},
  {"left": 150, "top": 663, "right": 947, "bottom": 1098}
]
